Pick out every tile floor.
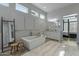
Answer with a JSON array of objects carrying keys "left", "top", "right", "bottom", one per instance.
[
  {"left": 0, "top": 38, "right": 79, "bottom": 56},
  {"left": 23, "top": 38, "right": 79, "bottom": 56}
]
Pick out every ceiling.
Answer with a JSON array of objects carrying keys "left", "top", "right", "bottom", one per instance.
[{"left": 33, "top": 3, "right": 73, "bottom": 13}]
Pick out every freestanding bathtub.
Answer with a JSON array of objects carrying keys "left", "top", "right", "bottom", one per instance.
[{"left": 21, "top": 36, "right": 46, "bottom": 50}]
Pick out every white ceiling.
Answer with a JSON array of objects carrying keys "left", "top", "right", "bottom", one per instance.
[{"left": 33, "top": 3, "right": 73, "bottom": 13}]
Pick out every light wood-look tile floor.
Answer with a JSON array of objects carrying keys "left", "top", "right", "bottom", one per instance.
[
  {"left": 23, "top": 40, "right": 61, "bottom": 56},
  {"left": 23, "top": 39, "right": 79, "bottom": 56},
  {"left": 1, "top": 39, "right": 79, "bottom": 56}
]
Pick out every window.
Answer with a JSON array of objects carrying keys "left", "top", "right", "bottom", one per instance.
[
  {"left": 31, "top": 10, "right": 39, "bottom": 17},
  {"left": 0, "top": 3, "right": 9, "bottom": 7},
  {"left": 63, "top": 16, "right": 77, "bottom": 22},
  {"left": 40, "top": 14, "right": 45, "bottom": 19},
  {"left": 16, "top": 4, "right": 28, "bottom": 13},
  {"left": 70, "top": 22, "right": 77, "bottom": 33},
  {"left": 63, "top": 18, "right": 68, "bottom": 22},
  {"left": 63, "top": 23, "right": 68, "bottom": 32},
  {"left": 69, "top": 16, "right": 77, "bottom": 22},
  {"left": 63, "top": 14, "right": 77, "bottom": 33}
]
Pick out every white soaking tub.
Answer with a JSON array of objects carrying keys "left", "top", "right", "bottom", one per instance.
[{"left": 22, "top": 36, "right": 46, "bottom": 50}]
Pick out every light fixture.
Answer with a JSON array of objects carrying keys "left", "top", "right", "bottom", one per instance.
[{"left": 48, "top": 18, "right": 58, "bottom": 22}]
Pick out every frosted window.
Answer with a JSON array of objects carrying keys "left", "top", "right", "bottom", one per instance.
[
  {"left": 16, "top": 4, "right": 28, "bottom": 13},
  {"left": 63, "top": 19, "right": 68, "bottom": 22},
  {"left": 70, "top": 22, "right": 77, "bottom": 33},
  {"left": 69, "top": 17, "right": 77, "bottom": 22},
  {"left": 31, "top": 10, "right": 39, "bottom": 17},
  {"left": 63, "top": 16, "right": 77, "bottom": 22},
  {"left": 40, "top": 14, "right": 45, "bottom": 19},
  {"left": 63, "top": 14, "right": 78, "bottom": 33},
  {"left": 0, "top": 3, "right": 9, "bottom": 7},
  {"left": 63, "top": 23, "right": 68, "bottom": 32}
]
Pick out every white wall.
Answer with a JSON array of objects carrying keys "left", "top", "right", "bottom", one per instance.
[
  {"left": 0, "top": 4, "right": 10, "bottom": 50},
  {"left": 15, "top": 3, "right": 47, "bottom": 37},
  {"left": 0, "top": 3, "right": 47, "bottom": 51}
]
